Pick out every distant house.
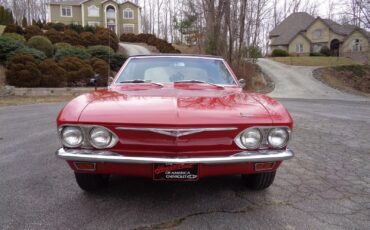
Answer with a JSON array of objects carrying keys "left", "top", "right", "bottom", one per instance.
[
  {"left": 48, "top": 0, "right": 142, "bottom": 36},
  {"left": 269, "top": 12, "right": 370, "bottom": 58}
]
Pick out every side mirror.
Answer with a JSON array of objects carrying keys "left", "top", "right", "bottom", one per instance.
[
  {"left": 239, "top": 79, "right": 246, "bottom": 89},
  {"left": 108, "top": 77, "right": 114, "bottom": 86}
]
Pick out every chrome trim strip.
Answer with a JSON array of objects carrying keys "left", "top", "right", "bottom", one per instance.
[
  {"left": 56, "top": 148, "right": 294, "bottom": 164},
  {"left": 115, "top": 127, "right": 238, "bottom": 137}
]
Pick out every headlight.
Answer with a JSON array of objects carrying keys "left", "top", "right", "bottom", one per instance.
[
  {"left": 268, "top": 128, "right": 289, "bottom": 148},
  {"left": 61, "top": 127, "right": 83, "bottom": 148},
  {"left": 89, "top": 127, "right": 112, "bottom": 149},
  {"left": 238, "top": 128, "right": 262, "bottom": 149}
]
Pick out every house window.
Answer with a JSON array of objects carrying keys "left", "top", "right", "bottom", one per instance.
[
  {"left": 123, "top": 8, "right": 134, "bottom": 19},
  {"left": 88, "top": 21, "right": 100, "bottom": 27},
  {"left": 123, "top": 24, "right": 135, "bottom": 33},
  {"left": 313, "top": 29, "right": 322, "bottom": 39},
  {"left": 295, "top": 43, "right": 304, "bottom": 53},
  {"left": 88, "top": 5, "right": 99, "bottom": 17},
  {"left": 61, "top": 6, "right": 72, "bottom": 17},
  {"left": 352, "top": 39, "right": 362, "bottom": 52}
]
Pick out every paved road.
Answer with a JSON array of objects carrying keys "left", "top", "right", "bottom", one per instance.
[
  {"left": 257, "top": 58, "right": 369, "bottom": 101},
  {"left": 1, "top": 99, "right": 369, "bottom": 229},
  {"left": 119, "top": 43, "right": 151, "bottom": 56}
]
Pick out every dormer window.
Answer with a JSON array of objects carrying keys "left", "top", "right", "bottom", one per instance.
[
  {"left": 88, "top": 5, "right": 99, "bottom": 17},
  {"left": 123, "top": 8, "right": 134, "bottom": 19},
  {"left": 61, "top": 6, "right": 72, "bottom": 17}
]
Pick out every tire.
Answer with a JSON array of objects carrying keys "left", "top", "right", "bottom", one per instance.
[
  {"left": 74, "top": 173, "right": 110, "bottom": 192},
  {"left": 242, "top": 171, "right": 276, "bottom": 190}
]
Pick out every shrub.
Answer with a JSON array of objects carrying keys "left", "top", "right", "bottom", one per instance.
[
  {"left": 320, "top": 46, "right": 330, "bottom": 56},
  {"left": 83, "top": 25, "right": 96, "bottom": 33},
  {"left": 119, "top": 33, "right": 180, "bottom": 53},
  {"left": 38, "top": 59, "right": 67, "bottom": 87},
  {"left": 88, "top": 58, "right": 111, "bottom": 86},
  {"left": 1, "top": 33, "right": 26, "bottom": 42},
  {"left": 52, "top": 23, "right": 65, "bottom": 32},
  {"left": 4, "top": 24, "right": 24, "bottom": 35},
  {"left": 58, "top": 57, "right": 94, "bottom": 86},
  {"left": 54, "top": 47, "right": 91, "bottom": 61},
  {"left": 45, "top": 29, "right": 63, "bottom": 43},
  {"left": 0, "top": 36, "right": 26, "bottom": 63},
  {"left": 62, "top": 30, "right": 81, "bottom": 46},
  {"left": 67, "top": 23, "right": 83, "bottom": 33},
  {"left": 120, "top": 33, "right": 138, "bottom": 42},
  {"left": 271, "top": 49, "right": 288, "bottom": 57},
  {"left": 80, "top": 32, "right": 99, "bottom": 47},
  {"left": 86, "top": 45, "right": 114, "bottom": 62},
  {"left": 7, "top": 47, "right": 47, "bottom": 61},
  {"left": 109, "top": 54, "right": 127, "bottom": 71},
  {"left": 24, "top": 25, "right": 43, "bottom": 40},
  {"left": 5, "top": 54, "right": 42, "bottom": 87},
  {"left": 95, "top": 28, "right": 119, "bottom": 51},
  {"left": 54, "top": 42, "right": 72, "bottom": 51},
  {"left": 136, "top": 33, "right": 156, "bottom": 43},
  {"left": 27, "top": 36, "right": 54, "bottom": 57}
]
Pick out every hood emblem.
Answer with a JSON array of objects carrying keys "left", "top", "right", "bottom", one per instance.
[{"left": 116, "top": 127, "right": 237, "bottom": 137}]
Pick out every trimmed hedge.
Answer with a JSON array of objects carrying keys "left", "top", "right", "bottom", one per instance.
[
  {"left": 96, "top": 28, "right": 119, "bottom": 51},
  {"left": 0, "top": 36, "right": 26, "bottom": 63},
  {"left": 4, "top": 24, "right": 24, "bottom": 35},
  {"left": 89, "top": 58, "right": 111, "bottom": 86},
  {"left": 54, "top": 47, "right": 91, "bottom": 61},
  {"left": 58, "top": 57, "right": 94, "bottom": 87},
  {"left": 1, "top": 33, "right": 26, "bottom": 42},
  {"left": 24, "top": 25, "right": 43, "bottom": 40},
  {"left": 120, "top": 33, "right": 180, "bottom": 53},
  {"left": 6, "top": 54, "right": 42, "bottom": 87},
  {"left": 7, "top": 47, "right": 47, "bottom": 61},
  {"left": 45, "top": 29, "right": 63, "bottom": 43},
  {"left": 39, "top": 59, "right": 67, "bottom": 87},
  {"left": 27, "top": 36, "right": 54, "bottom": 57},
  {"left": 271, "top": 49, "right": 289, "bottom": 57},
  {"left": 80, "top": 32, "right": 100, "bottom": 47},
  {"left": 320, "top": 46, "right": 330, "bottom": 56},
  {"left": 109, "top": 54, "right": 127, "bottom": 71},
  {"left": 54, "top": 42, "right": 72, "bottom": 51},
  {"left": 62, "top": 30, "right": 81, "bottom": 46}
]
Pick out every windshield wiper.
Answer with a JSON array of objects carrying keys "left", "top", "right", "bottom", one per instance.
[
  {"left": 174, "top": 80, "right": 224, "bottom": 89},
  {"left": 120, "top": 80, "right": 163, "bottom": 87}
]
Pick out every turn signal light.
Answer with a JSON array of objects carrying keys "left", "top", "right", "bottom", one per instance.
[
  {"left": 74, "top": 162, "right": 96, "bottom": 171},
  {"left": 254, "top": 162, "right": 275, "bottom": 172}
]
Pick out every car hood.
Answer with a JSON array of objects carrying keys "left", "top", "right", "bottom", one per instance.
[{"left": 77, "top": 87, "right": 273, "bottom": 125}]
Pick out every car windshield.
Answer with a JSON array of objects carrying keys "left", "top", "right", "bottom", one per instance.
[{"left": 116, "top": 57, "right": 237, "bottom": 85}]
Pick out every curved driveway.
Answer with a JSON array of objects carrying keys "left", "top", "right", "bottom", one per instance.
[
  {"left": 119, "top": 43, "right": 151, "bottom": 56},
  {"left": 257, "top": 58, "right": 369, "bottom": 101}
]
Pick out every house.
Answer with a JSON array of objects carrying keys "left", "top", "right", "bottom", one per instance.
[
  {"left": 269, "top": 12, "right": 370, "bottom": 58},
  {"left": 48, "top": 0, "right": 142, "bottom": 36}
]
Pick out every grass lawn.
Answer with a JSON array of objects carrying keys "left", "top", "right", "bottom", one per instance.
[
  {"left": 271, "top": 56, "right": 361, "bottom": 66},
  {"left": 0, "top": 25, "right": 5, "bottom": 35},
  {"left": 0, "top": 95, "right": 75, "bottom": 107}
]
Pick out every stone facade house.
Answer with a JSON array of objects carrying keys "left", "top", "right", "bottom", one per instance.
[
  {"left": 48, "top": 0, "right": 141, "bottom": 36},
  {"left": 269, "top": 12, "right": 370, "bottom": 59}
]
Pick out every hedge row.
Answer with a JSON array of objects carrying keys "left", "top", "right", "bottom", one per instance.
[
  {"left": 120, "top": 33, "right": 181, "bottom": 53},
  {"left": 6, "top": 54, "right": 113, "bottom": 87},
  {"left": 0, "top": 36, "right": 126, "bottom": 71},
  {"left": 4, "top": 24, "right": 119, "bottom": 51}
]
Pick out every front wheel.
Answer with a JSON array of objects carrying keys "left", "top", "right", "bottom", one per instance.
[
  {"left": 74, "top": 173, "right": 110, "bottom": 192},
  {"left": 242, "top": 171, "right": 276, "bottom": 190}
]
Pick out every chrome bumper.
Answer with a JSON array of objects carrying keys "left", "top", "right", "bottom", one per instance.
[{"left": 56, "top": 148, "right": 294, "bottom": 164}]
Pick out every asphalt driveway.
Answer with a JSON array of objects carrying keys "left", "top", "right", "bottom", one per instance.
[
  {"left": 257, "top": 58, "right": 369, "bottom": 101},
  {"left": 1, "top": 99, "right": 369, "bottom": 229},
  {"left": 120, "top": 43, "right": 151, "bottom": 56}
]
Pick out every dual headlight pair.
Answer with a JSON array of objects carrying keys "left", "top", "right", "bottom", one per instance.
[
  {"left": 59, "top": 125, "right": 118, "bottom": 149},
  {"left": 235, "top": 127, "right": 291, "bottom": 150}
]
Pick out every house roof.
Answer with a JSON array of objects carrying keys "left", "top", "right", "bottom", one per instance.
[
  {"left": 49, "top": 0, "right": 141, "bottom": 7},
  {"left": 269, "top": 12, "right": 315, "bottom": 46}
]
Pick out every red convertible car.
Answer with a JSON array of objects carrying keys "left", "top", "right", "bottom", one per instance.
[{"left": 56, "top": 55, "right": 294, "bottom": 192}]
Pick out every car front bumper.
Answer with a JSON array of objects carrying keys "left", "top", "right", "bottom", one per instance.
[{"left": 56, "top": 148, "right": 294, "bottom": 164}]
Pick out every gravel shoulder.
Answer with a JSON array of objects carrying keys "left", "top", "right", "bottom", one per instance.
[{"left": 257, "top": 58, "right": 369, "bottom": 101}]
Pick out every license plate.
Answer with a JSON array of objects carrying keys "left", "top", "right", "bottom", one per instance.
[{"left": 153, "top": 163, "right": 199, "bottom": 181}]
